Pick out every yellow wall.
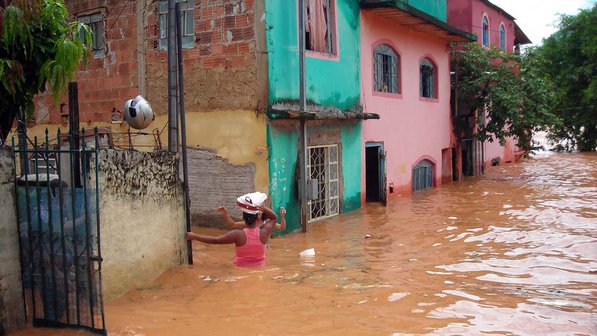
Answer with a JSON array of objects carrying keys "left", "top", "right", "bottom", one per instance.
[{"left": 18, "top": 109, "right": 269, "bottom": 193}]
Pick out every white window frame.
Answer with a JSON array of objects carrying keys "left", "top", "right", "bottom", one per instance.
[
  {"left": 307, "top": 144, "right": 339, "bottom": 222},
  {"left": 159, "top": 0, "right": 194, "bottom": 50}
]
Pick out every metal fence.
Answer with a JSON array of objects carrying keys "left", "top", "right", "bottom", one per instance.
[{"left": 12, "top": 128, "right": 106, "bottom": 335}]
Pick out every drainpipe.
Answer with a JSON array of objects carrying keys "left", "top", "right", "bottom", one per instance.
[
  {"left": 298, "top": 0, "right": 308, "bottom": 232},
  {"left": 176, "top": 3, "right": 193, "bottom": 265},
  {"left": 167, "top": 0, "right": 178, "bottom": 152}
]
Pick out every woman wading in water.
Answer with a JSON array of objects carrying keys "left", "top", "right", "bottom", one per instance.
[{"left": 184, "top": 192, "right": 277, "bottom": 267}]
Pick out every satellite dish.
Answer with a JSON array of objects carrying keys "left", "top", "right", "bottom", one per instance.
[{"left": 124, "top": 95, "right": 154, "bottom": 130}]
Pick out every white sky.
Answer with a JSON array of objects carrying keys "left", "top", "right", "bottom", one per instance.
[{"left": 489, "top": 0, "right": 596, "bottom": 45}]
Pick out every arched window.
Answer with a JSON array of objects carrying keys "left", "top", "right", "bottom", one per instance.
[
  {"left": 499, "top": 24, "right": 506, "bottom": 50},
  {"left": 373, "top": 44, "right": 400, "bottom": 94},
  {"left": 482, "top": 16, "right": 489, "bottom": 47},
  {"left": 420, "top": 58, "right": 436, "bottom": 99},
  {"left": 412, "top": 160, "right": 434, "bottom": 192}
]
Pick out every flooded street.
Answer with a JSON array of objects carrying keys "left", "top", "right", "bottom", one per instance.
[{"left": 12, "top": 152, "right": 597, "bottom": 335}]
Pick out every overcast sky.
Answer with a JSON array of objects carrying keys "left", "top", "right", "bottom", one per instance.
[{"left": 489, "top": 0, "right": 596, "bottom": 45}]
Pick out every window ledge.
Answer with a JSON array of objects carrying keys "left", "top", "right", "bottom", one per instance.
[
  {"left": 373, "top": 91, "right": 402, "bottom": 99},
  {"left": 418, "top": 97, "right": 439, "bottom": 103},
  {"left": 306, "top": 50, "right": 339, "bottom": 62}
]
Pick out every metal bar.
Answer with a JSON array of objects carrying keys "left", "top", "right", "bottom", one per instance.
[
  {"left": 68, "top": 134, "right": 81, "bottom": 326},
  {"left": 167, "top": 0, "right": 179, "bottom": 151},
  {"left": 68, "top": 82, "right": 81, "bottom": 188},
  {"left": 33, "top": 136, "right": 49, "bottom": 321},
  {"left": 20, "top": 138, "right": 36, "bottom": 320},
  {"left": 81, "top": 128, "right": 95, "bottom": 328},
  {"left": 56, "top": 130, "right": 70, "bottom": 324},
  {"left": 94, "top": 128, "right": 107, "bottom": 332},
  {"left": 298, "top": 0, "right": 306, "bottom": 112},
  {"left": 45, "top": 129, "right": 59, "bottom": 321},
  {"left": 176, "top": 2, "right": 193, "bottom": 265}
]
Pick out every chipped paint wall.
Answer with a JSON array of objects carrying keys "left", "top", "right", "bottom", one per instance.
[
  {"left": 95, "top": 149, "right": 186, "bottom": 300},
  {"left": 0, "top": 148, "right": 26, "bottom": 334}
]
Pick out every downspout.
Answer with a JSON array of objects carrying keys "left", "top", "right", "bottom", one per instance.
[
  {"left": 298, "top": 0, "right": 308, "bottom": 232},
  {"left": 167, "top": 0, "right": 179, "bottom": 151}
]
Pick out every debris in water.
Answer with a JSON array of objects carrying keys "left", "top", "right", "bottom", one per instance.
[
  {"left": 387, "top": 292, "right": 409, "bottom": 302},
  {"left": 299, "top": 248, "right": 315, "bottom": 257}
]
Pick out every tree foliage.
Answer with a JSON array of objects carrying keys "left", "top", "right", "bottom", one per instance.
[
  {"left": 537, "top": 5, "right": 597, "bottom": 152},
  {"left": 0, "top": 0, "right": 90, "bottom": 143},
  {"left": 450, "top": 42, "right": 557, "bottom": 153}
]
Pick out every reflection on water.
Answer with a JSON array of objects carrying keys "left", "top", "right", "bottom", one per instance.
[{"left": 12, "top": 153, "right": 597, "bottom": 335}]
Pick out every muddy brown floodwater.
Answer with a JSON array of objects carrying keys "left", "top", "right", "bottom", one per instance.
[{"left": 11, "top": 152, "right": 597, "bottom": 336}]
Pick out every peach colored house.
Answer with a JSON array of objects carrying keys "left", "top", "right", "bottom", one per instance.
[
  {"left": 447, "top": 0, "right": 531, "bottom": 169},
  {"left": 359, "top": 1, "right": 474, "bottom": 202}
]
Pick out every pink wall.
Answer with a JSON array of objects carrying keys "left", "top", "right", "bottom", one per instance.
[
  {"left": 448, "top": 0, "right": 516, "bottom": 52},
  {"left": 360, "top": 11, "right": 453, "bottom": 200}
]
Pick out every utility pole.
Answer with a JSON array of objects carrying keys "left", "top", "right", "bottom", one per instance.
[{"left": 167, "top": 0, "right": 178, "bottom": 152}]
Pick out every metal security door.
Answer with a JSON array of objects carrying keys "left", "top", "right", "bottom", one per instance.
[{"left": 13, "top": 129, "right": 106, "bottom": 335}]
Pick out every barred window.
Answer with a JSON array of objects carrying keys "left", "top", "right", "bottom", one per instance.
[{"left": 373, "top": 44, "right": 400, "bottom": 94}]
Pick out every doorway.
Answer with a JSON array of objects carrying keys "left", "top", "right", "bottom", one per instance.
[{"left": 365, "top": 143, "right": 386, "bottom": 204}]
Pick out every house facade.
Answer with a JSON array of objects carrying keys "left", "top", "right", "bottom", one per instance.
[
  {"left": 265, "top": 0, "right": 372, "bottom": 232},
  {"left": 28, "top": 0, "right": 271, "bottom": 226},
  {"left": 447, "top": 0, "right": 531, "bottom": 170},
  {"left": 359, "top": 0, "right": 474, "bottom": 200}
]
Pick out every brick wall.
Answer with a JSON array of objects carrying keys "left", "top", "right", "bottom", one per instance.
[
  {"left": 145, "top": 0, "right": 262, "bottom": 114},
  {"left": 34, "top": 0, "right": 263, "bottom": 128}
]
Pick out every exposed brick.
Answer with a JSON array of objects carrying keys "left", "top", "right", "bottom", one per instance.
[
  {"left": 223, "top": 43, "right": 238, "bottom": 55},
  {"left": 235, "top": 14, "right": 249, "bottom": 28},
  {"left": 242, "top": 27, "right": 254, "bottom": 40},
  {"left": 211, "top": 44, "right": 223, "bottom": 56},
  {"left": 198, "top": 31, "right": 212, "bottom": 44},
  {"left": 202, "top": 57, "right": 226, "bottom": 69},
  {"left": 224, "top": 15, "right": 235, "bottom": 29},
  {"left": 238, "top": 42, "right": 251, "bottom": 53},
  {"left": 200, "top": 46, "right": 211, "bottom": 56},
  {"left": 224, "top": 3, "right": 234, "bottom": 15}
]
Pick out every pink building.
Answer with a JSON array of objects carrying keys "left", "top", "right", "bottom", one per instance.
[
  {"left": 359, "top": 3, "right": 473, "bottom": 202},
  {"left": 448, "top": 0, "right": 531, "bottom": 168}
]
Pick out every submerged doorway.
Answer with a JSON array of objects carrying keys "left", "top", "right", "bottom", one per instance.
[{"left": 365, "top": 143, "right": 386, "bottom": 204}]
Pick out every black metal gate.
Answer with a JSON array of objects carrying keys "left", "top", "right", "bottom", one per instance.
[{"left": 12, "top": 128, "right": 106, "bottom": 335}]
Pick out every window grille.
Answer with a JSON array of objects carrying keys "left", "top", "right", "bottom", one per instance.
[
  {"left": 307, "top": 145, "right": 339, "bottom": 221},
  {"left": 420, "top": 58, "right": 435, "bottom": 98},
  {"left": 499, "top": 24, "right": 506, "bottom": 50},
  {"left": 412, "top": 160, "right": 433, "bottom": 192},
  {"left": 374, "top": 44, "right": 399, "bottom": 94},
  {"left": 482, "top": 16, "right": 489, "bottom": 47}
]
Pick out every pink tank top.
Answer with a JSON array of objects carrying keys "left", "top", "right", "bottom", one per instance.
[{"left": 234, "top": 227, "right": 266, "bottom": 267}]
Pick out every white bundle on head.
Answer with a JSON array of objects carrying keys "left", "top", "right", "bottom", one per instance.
[{"left": 236, "top": 192, "right": 268, "bottom": 214}]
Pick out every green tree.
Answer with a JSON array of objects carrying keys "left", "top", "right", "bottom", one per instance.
[
  {"left": 0, "top": 0, "right": 89, "bottom": 144},
  {"left": 539, "top": 5, "right": 597, "bottom": 151},
  {"left": 451, "top": 42, "right": 556, "bottom": 153}
]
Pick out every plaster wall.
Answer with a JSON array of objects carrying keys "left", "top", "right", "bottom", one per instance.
[
  {"left": 267, "top": 120, "right": 362, "bottom": 233},
  {"left": 0, "top": 148, "right": 26, "bottom": 334},
  {"left": 96, "top": 150, "right": 186, "bottom": 300},
  {"left": 407, "top": 0, "right": 447, "bottom": 22},
  {"left": 448, "top": 0, "right": 517, "bottom": 52},
  {"left": 264, "top": 0, "right": 361, "bottom": 109},
  {"left": 360, "top": 11, "right": 452, "bottom": 198}
]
